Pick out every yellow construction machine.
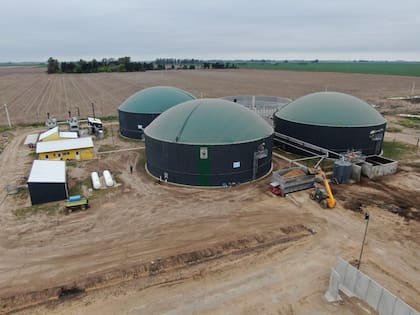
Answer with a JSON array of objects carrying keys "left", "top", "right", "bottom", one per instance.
[{"left": 309, "top": 169, "right": 336, "bottom": 209}]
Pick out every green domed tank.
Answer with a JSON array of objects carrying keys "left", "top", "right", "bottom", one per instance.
[
  {"left": 145, "top": 99, "right": 273, "bottom": 186},
  {"left": 274, "top": 92, "right": 386, "bottom": 155},
  {"left": 118, "top": 86, "right": 195, "bottom": 139}
]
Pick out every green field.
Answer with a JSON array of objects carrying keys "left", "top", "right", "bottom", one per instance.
[
  {"left": 237, "top": 62, "right": 420, "bottom": 77},
  {"left": 0, "top": 62, "right": 46, "bottom": 67}
]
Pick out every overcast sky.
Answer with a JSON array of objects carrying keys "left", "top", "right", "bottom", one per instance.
[{"left": 1, "top": 0, "right": 419, "bottom": 62}]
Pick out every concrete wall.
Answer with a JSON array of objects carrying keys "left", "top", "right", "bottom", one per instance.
[
  {"left": 351, "top": 164, "right": 362, "bottom": 182},
  {"left": 325, "top": 257, "right": 419, "bottom": 315},
  {"left": 361, "top": 158, "right": 398, "bottom": 179}
]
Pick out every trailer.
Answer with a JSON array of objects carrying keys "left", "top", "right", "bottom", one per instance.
[
  {"left": 64, "top": 195, "right": 89, "bottom": 214},
  {"left": 270, "top": 167, "right": 316, "bottom": 197}
]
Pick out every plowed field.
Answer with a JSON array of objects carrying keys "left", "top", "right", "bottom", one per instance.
[{"left": 1, "top": 66, "right": 420, "bottom": 125}]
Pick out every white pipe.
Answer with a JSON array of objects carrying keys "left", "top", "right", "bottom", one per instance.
[{"left": 398, "top": 113, "right": 420, "bottom": 118}]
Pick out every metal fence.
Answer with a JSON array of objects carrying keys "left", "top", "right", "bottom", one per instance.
[{"left": 221, "top": 95, "right": 291, "bottom": 123}]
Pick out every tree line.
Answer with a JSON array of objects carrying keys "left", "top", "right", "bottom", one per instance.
[
  {"left": 47, "top": 57, "right": 153, "bottom": 74},
  {"left": 47, "top": 57, "right": 237, "bottom": 74}
]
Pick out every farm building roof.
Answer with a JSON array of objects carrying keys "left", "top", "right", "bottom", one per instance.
[
  {"left": 59, "top": 131, "right": 78, "bottom": 139},
  {"left": 274, "top": 92, "right": 386, "bottom": 127},
  {"left": 36, "top": 137, "right": 93, "bottom": 153},
  {"left": 144, "top": 98, "right": 273, "bottom": 145},
  {"left": 27, "top": 160, "right": 66, "bottom": 183},
  {"left": 88, "top": 117, "right": 102, "bottom": 124},
  {"left": 39, "top": 126, "right": 59, "bottom": 141},
  {"left": 119, "top": 86, "right": 195, "bottom": 114},
  {"left": 24, "top": 134, "right": 39, "bottom": 145}
]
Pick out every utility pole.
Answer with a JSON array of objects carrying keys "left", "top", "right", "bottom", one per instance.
[
  {"left": 4, "top": 104, "right": 12, "bottom": 128},
  {"left": 357, "top": 212, "right": 370, "bottom": 269}
]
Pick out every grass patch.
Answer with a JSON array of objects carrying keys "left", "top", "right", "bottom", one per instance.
[
  {"left": 97, "top": 144, "right": 120, "bottom": 152},
  {"left": 237, "top": 62, "right": 420, "bottom": 77},
  {"left": 66, "top": 160, "right": 77, "bottom": 167},
  {"left": 27, "top": 151, "right": 37, "bottom": 158},
  {"left": 21, "top": 121, "right": 45, "bottom": 128},
  {"left": 13, "top": 188, "right": 29, "bottom": 200},
  {"left": 0, "top": 126, "right": 14, "bottom": 132},
  {"left": 69, "top": 177, "right": 92, "bottom": 196},
  {"left": 382, "top": 141, "right": 417, "bottom": 160},
  {"left": 90, "top": 189, "right": 109, "bottom": 201},
  {"left": 14, "top": 202, "right": 62, "bottom": 219},
  {"left": 397, "top": 117, "right": 420, "bottom": 130},
  {"left": 100, "top": 115, "right": 118, "bottom": 122},
  {"left": 273, "top": 148, "right": 334, "bottom": 170},
  {"left": 386, "top": 126, "right": 402, "bottom": 133}
]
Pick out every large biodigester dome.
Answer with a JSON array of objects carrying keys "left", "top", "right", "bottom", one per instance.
[
  {"left": 274, "top": 92, "right": 386, "bottom": 155},
  {"left": 118, "top": 86, "right": 195, "bottom": 139},
  {"left": 145, "top": 99, "right": 273, "bottom": 186}
]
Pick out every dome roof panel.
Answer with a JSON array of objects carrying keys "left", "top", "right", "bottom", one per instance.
[
  {"left": 119, "top": 86, "right": 195, "bottom": 114},
  {"left": 145, "top": 99, "right": 273, "bottom": 144},
  {"left": 274, "top": 92, "right": 386, "bottom": 127}
]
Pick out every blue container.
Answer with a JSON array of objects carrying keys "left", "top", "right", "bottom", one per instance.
[
  {"left": 69, "top": 195, "right": 81, "bottom": 202},
  {"left": 333, "top": 160, "right": 352, "bottom": 184}
]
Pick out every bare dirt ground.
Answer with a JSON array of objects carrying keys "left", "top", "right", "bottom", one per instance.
[{"left": 0, "top": 68, "right": 419, "bottom": 314}]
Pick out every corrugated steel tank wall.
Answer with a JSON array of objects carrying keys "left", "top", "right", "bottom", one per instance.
[
  {"left": 118, "top": 110, "right": 158, "bottom": 139},
  {"left": 145, "top": 135, "right": 273, "bottom": 186},
  {"left": 273, "top": 116, "right": 386, "bottom": 155}
]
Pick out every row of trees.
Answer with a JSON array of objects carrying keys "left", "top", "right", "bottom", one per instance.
[
  {"left": 155, "top": 58, "right": 237, "bottom": 69},
  {"left": 47, "top": 57, "right": 154, "bottom": 74},
  {"left": 155, "top": 58, "right": 201, "bottom": 65},
  {"left": 47, "top": 57, "right": 237, "bottom": 74}
]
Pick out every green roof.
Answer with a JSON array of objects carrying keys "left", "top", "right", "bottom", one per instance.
[
  {"left": 118, "top": 86, "right": 195, "bottom": 114},
  {"left": 275, "top": 92, "right": 386, "bottom": 127},
  {"left": 145, "top": 99, "right": 273, "bottom": 144}
]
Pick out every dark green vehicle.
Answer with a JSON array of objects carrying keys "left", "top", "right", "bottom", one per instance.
[{"left": 64, "top": 196, "right": 89, "bottom": 214}]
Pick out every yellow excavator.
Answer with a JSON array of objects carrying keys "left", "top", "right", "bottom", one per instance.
[{"left": 309, "top": 169, "right": 336, "bottom": 209}]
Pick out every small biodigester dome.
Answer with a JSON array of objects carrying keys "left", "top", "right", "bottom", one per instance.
[
  {"left": 274, "top": 92, "right": 386, "bottom": 155},
  {"left": 118, "top": 86, "right": 195, "bottom": 139}
]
